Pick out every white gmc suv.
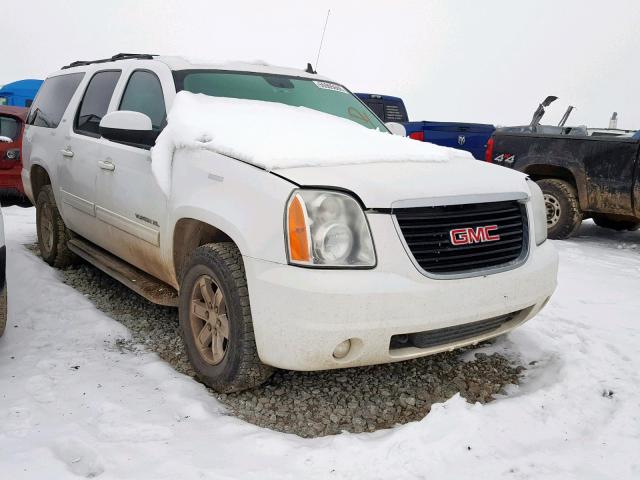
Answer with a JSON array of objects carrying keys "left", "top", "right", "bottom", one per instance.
[{"left": 22, "top": 54, "right": 558, "bottom": 392}]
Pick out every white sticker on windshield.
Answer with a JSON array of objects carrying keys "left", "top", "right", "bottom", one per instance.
[{"left": 313, "top": 81, "right": 348, "bottom": 94}]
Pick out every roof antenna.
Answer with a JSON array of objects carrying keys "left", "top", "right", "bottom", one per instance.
[{"left": 313, "top": 9, "right": 331, "bottom": 73}]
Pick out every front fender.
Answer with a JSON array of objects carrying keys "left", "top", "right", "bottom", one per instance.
[{"left": 167, "top": 149, "right": 296, "bottom": 264}]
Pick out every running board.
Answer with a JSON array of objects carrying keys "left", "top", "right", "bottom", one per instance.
[{"left": 68, "top": 238, "right": 179, "bottom": 307}]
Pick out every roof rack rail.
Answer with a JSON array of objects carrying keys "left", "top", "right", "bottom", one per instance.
[{"left": 61, "top": 53, "right": 156, "bottom": 70}]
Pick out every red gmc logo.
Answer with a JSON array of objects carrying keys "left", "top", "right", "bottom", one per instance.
[{"left": 450, "top": 225, "right": 501, "bottom": 246}]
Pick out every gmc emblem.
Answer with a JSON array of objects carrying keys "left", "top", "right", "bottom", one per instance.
[{"left": 450, "top": 225, "right": 501, "bottom": 246}]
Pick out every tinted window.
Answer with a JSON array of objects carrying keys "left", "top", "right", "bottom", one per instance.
[
  {"left": 364, "top": 101, "right": 385, "bottom": 121},
  {"left": 0, "top": 116, "right": 19, "bottom": 140},
  {"left": 27, "top": 73, "right": 84, "bottom": 128},
  {"left": 383, "top": 101, "right": 408, "bottom": 122},
  {"left": 75, "top": 70, "right": 121, "bottom": 136},
  {"left": 119, "top": 71, "right": 166, "bottom": 130}
]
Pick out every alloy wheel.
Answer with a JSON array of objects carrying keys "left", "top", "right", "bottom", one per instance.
[
  {"left": 39, "top": 202, "right": 54, "bottom": 255},
  {"left": 189, "top": 275, "right": 229, "bottom": 365}
]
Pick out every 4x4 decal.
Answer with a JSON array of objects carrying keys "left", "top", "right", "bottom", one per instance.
[{"left": 494, "top": 153, "right": 515, "bottom": 165}]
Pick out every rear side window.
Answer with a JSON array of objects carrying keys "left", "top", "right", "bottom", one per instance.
[
  {"left": 27, "top": 73, "right": 84, "bottom": 128},
  {"left": 383, "top": 101, "right": 408, "bottom": 123},
  {"left": 119, "top": 70, "right": 166, "bottom": 131},
  {"left": 75, "top": 70, "right": 121, "bottom": 137},
  {"left": 0, "top": 116, "right": 19, "bottom": 141},
  {"left": 363, "top": 101, "right": 385, "bottom": 121},
  {"left": 359, "top": 98, "right": 407, "bottom": 123}
]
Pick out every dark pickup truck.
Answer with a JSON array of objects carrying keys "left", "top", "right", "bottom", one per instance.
[{"left": 488, "top": 128, "right": 640, "bottom": 239}]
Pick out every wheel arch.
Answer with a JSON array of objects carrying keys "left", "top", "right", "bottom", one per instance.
[
  {"left": 172, "top": 217, "right": 241, "bottom": 285},
  {"left": 30, "top": 163, "right": 53, "bottom": 202},
  {"left": 523, "top": 163, "right": 588, "bottom": 211}
]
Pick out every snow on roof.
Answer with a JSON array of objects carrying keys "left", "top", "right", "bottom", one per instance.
[{"left": 150, "top": 91, "right": 471, "bottom": 195}]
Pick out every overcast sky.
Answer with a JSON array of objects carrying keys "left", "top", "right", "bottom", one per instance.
[{"left": 3, "top": 0, "right": 639, "bottom": 129}]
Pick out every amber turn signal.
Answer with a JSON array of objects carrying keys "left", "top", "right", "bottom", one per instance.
[{"left": 287, "top": 194, "right": 311, "bottom": 262}]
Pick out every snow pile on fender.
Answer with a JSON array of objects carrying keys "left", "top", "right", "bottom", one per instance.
[{"left": 151, "top": 91, "right": 472, "bottom": 195}]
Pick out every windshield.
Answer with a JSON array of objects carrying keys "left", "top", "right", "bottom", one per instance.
[
  {"left": 0, "top": 115, "right": 19, "bottom": 141},
  {"left": 174, "top": 70, "right": 387, "bottom": 131}
]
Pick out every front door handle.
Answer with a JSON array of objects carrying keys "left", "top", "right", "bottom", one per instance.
[
  {"left": 61, "top": 148, "right": 74, "bottom": 158},
  {"left": 98, "top": 160, "right": 115, "bottom": 171}
]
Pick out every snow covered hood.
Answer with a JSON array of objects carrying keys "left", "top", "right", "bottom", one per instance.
[
  {"left": 276, "top": 159, "right": 530, "bottom": 208},
  {"left": 153, "top": 91, "right": 469, "bottom": 170},
  {"left": 152, "top": 92, "right": 528, "bottom": 206}
]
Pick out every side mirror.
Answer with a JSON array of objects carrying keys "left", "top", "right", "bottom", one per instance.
[
  {"left": 385, "top": 122, "right": 406, "bottom": 137},
  {"left": 0, "top": 136, "right": 12, "bottom": 143},
  {"left": 99, "top": 111, "right": 157, "bottom": 147}
]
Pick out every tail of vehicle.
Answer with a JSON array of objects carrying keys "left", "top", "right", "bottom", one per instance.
[
  {"left": 0, "top": 106, "right": 28, "bottom": 196},
  {"left": 354, "top": 93, "right": 409, "bottom": 123},
  {"left": 484, "top": 136, "right": 494, "bottom": 162},
  {"left": 405, "top": 121, "right": 495, "bottom": 160},
  {"left": 356, "top": 92, "right": 495, "bottom": 159}
]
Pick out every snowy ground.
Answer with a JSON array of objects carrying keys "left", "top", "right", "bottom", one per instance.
[{"left": 0, "top": 206, "right": 638, "bottom": 479}]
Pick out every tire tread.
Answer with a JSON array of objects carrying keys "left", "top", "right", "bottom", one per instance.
[
  {"left": 36, "top": 185, "right": 77, "bottom": 268},
  {"left": 537, "top": 178, "right": 583, "bottom": 239}
]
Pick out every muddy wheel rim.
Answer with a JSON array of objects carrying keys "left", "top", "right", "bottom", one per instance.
[
  {"left": 544, "top": 193, "right": 561, "bottom": 228},
  {"left": 189, "top": 275, "right": 229, "bottom": 365},
  {"left": 40, "top": 202, "right": 54, "bottom": 254}
]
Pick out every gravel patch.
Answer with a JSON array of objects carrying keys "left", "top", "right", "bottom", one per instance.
[{"left": 26, "top": 243, "right": 525, "bottom": 437}]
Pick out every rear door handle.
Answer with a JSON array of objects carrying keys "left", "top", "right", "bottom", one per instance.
[
  {"left": 61, "top": 148, "right": 74, "bottom": 158},
  {"left": 98, "top": 160, "right": 115, "bottom": 171}
]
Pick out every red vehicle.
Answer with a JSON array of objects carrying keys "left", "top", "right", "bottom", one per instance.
[{"left": 0, "top": 106, "right": 28, "bottom": 197}]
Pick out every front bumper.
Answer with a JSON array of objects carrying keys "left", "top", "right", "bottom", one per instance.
[{"left": 245, "top": 213, "right": 558, "bottom": 371}]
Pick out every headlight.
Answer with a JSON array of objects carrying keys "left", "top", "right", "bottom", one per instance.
[
  {"left": 527, "top": 179, "right": 547, "bottom": 245},
  {"left": 286, "top": 189, "right": 376, "bottom": 267}
]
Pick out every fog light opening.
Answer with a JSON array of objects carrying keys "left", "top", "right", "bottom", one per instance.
[{"left": 332, "top": 339, "right": 352, "bottom": 359}]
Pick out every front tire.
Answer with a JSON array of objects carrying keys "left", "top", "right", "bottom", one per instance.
[
  {"left": 178, "top": 243, "right": 273, "bottom": 392},
  {"left": 35, "top": 185, "right": 77, "bottom": 268},
  {"left": 537, "top": 179, "right": 583, "bottom": 240}
]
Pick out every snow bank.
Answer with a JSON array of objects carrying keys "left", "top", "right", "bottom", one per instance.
[
  {"left": 150, "top": 91, "right": 471, "bottom": 195},
  {"left": 2, "top": 209, "right": 640, "bottom": 479}
]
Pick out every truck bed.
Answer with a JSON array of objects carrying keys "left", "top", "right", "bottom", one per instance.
[
  {"left": 490, "top": 130, "right": 640, "bottom": 217},
  {"left": 404, "top": 121, "right": 495, "bottom": 160}
]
